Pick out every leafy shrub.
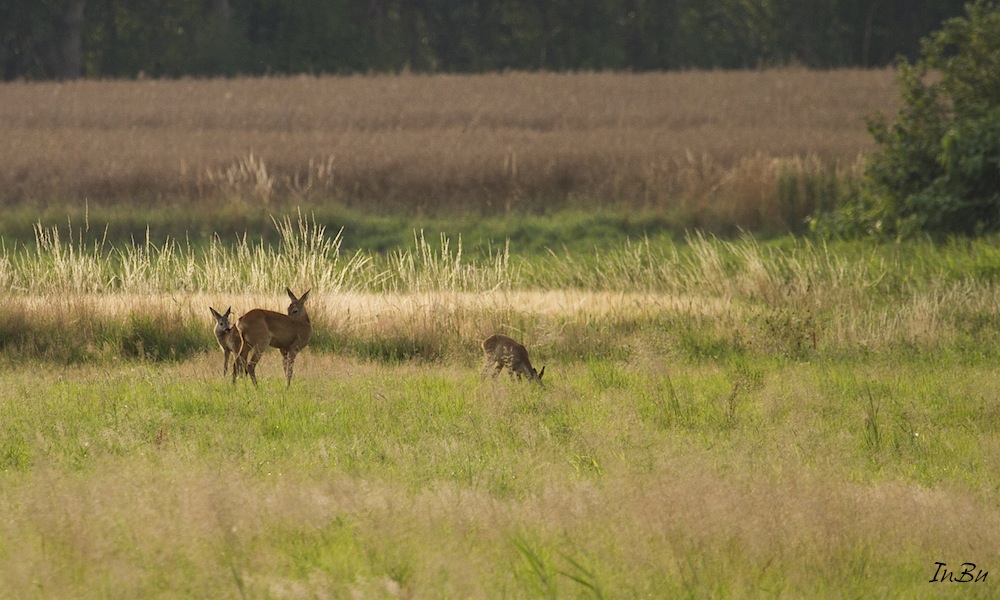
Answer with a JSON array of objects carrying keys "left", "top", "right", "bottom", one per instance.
[{"left": 817, "top": 1, "right": 1000, "bottom": 238}]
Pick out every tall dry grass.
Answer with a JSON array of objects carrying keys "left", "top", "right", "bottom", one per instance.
[
  {"left": 0, "top": 70, "right": 895, "bottom": 228},
  {"left": 4, "top": 214, "right": 1000, "bottom": 365}
]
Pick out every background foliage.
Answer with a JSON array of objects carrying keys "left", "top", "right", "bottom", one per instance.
[
  {"left": 1, "top": 0, "right": 971, "bottom": 80},
  {"left": 818, "top": 0, "right": 1000, "bottom": 238}
]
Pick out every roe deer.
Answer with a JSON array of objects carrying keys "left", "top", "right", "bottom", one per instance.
[
  {"left": 209, "top": 306, "right": 242, "bottom": 376},
  {"left": 481, "top": 334, "right": 545, "bottom": 381},
  {"left": 233, "top": 288, "right": 312, "bottom": 387}
]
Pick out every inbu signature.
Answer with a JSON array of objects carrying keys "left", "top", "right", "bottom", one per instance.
[{"left": 929, "top": 562, "right": 988, "bottom": 583}]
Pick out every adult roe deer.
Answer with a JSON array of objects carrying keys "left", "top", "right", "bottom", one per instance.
[
  {"left": 481, "top": 334, "right": 545, "bottom": 381},
  {"left": 233, "top": 288, "right": 312, "bottom": 387},
  {"left": 210, "top": 306, "right": 243, "bottom": 377}
]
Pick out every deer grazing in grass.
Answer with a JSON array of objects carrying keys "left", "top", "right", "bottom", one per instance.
[
  {"left": 481, "top": 334, "right": 545, "bottom": 382},
  {"left": 209, "top": 306, "right": 242, "bottom": 377},
  {"left": 233, "top": 288, "right": 312, "bottom": 387}
]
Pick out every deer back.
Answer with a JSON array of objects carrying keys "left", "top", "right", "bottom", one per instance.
[
  {"left": 238, "top": 309, "right": 310, "bottom": 348},
  {"left": 238, "top": 289, "right": 312, "bottom": 350},
  {"left": 483, "top": 334, "right": 534, "bottom": 368}
]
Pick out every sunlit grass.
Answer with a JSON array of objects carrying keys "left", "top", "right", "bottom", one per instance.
[
  {"left": 4, "top": 217, "right": 1000, "bottom": 366},
  {"left": 1, "top": 357, "right": 998, "bottom": 597}
]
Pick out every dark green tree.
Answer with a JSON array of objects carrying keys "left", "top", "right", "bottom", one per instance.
[
  {"left": 0, "top": 0, "right": 979, "bottom": 79},
  {"left": 852, "top": 0, "right": 1000, "bottom": 237},
  {"left": 0, "top": 0, "right": 84, "bottom": 79}
]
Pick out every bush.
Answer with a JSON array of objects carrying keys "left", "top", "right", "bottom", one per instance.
[{"left": 817, "top": 1, "right": 1000, "bottom": 238}]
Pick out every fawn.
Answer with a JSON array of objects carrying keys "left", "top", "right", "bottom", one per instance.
[
  {"left": 209, "top": 306, "right": 242, "bottom": 377},
  {"left": 481, "top": 334, "right": 545, "bottom": 381}
]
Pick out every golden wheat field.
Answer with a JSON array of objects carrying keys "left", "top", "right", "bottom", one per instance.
[{"left": 0, "top": 69, "right": 897, "bottom": 225}]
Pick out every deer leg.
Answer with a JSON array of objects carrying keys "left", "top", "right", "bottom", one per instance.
[
  {"left": 484, "top": 358, "right": 501, "bottom": 378},
  {"left": 232, "top": 352, "right": 243, "bottom": 384},
  {"left": 503, "top": 355, "right": 517, "bottom": 380},
  {"left": 279, "top": 348, "right": 290, "bottom": 386},
  {"left": 233, "top": 350, "right": 252, "bottom": 384},
  {"left": 233, "top": 338, "right": 249, "bottom": 384},
  {"left": 282, "top": 349, "right": 297, "bottom": 387},
  {"left": 223, "top": 349, "right": 231, "bottom": 376},
  {"left": 245, "top": 346, "right": 264, "bottom": 387}
]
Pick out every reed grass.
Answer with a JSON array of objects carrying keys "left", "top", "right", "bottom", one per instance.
[{"left": 3, "top": 215, "right": 1000, "bottom": 367}]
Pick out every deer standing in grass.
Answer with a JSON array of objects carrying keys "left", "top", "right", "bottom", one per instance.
[
  {"left": 210, "top": 306, "right": 242, "bottom": 377},
  {"left": 481, "top": 334, "right": 545, "bottom": 381},
  {"left": 233, "top": 288, "right": 312, "bottom": 387}
]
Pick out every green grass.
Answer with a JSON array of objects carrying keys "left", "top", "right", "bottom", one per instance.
[
  {"left": 0, "top": 203, "right": 684, "bottom": 255},
  {"left": 1, "top": 356, "right": 999, "bottom": 597},
  {"left": 3, "top": 215, "right": 1000, "bottom": 596}
]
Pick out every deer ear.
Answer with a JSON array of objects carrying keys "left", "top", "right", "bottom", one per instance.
[
  {"left": 210, "top": 307, "right": 221, "bottom": 318},
  {"left": 300, "top": 289, "right": 311, "bottom": 302},
  {"left": 286, "top": 288, "right": 296, "bottom": 300},
  {"left": 224, "top": 307, "right": 232, "bottom": 317}
]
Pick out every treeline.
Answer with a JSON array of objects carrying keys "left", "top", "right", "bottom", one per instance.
[{"left": 1, "top": 0, "right": 970, "bottom": 80}]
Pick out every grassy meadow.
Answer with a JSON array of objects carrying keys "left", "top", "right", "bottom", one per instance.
[
  {"left": 3, "top": 71, "right": 1000, "bottom": 597},
  {"left": 3, "top": 218, "right": 1000, "bottom": 597}
]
